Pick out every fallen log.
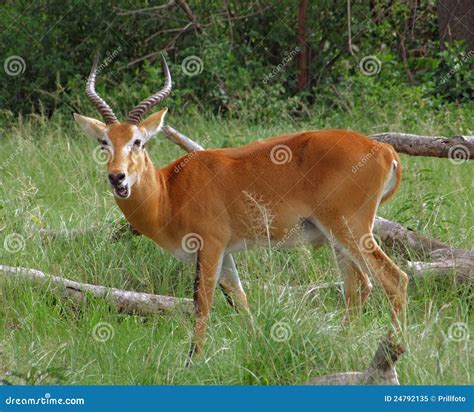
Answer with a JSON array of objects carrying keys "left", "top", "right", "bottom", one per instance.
[
  {"left": 374, "top": 217, "right": 473, "bottom": 283},
  {"left": 306, "top": 334, "right": 405, "bottom": 385},
  {"left": 406, "top": 258, "right": 474, "bottom": 282},
  {"left": 0, "top": 265, "right": 193, "bottom": 316},
  {"left": 370, "top": 133, "right": 474, "bottom": 160},
  {"left": 163, "top": 125, "right": 474, "bottom": 160},
  {"left": 162, "top": 125, "right": 204, "bottom": 152},
  {"left": 374, "top": 217, "right": 453, "bottom": 258}
]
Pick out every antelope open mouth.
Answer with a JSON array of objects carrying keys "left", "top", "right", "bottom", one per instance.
[{"left": 114, "top": 185, "right": 129, "bottom": 199}]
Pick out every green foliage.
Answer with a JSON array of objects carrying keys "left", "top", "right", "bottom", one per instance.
[
  {"left": 431, "top": 41, "right": 474, "bottom": 102},
  {"left": 0, "top": 104, "right": 472, "bottom": 384},
  {"left": 1, "top": 0, "right": 471, "bottom": 121}
]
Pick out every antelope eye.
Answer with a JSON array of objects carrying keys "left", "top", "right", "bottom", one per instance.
[{"left": 133, "top": 139, "right": 142, "bottom": 148}]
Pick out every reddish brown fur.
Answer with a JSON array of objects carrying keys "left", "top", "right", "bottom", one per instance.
[{"left": 76, "top": 113, "right": 408, "bottom": 359}]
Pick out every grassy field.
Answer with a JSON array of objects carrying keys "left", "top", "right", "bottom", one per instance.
[{"left": 0, "top": 103, "right": 472, "bottom": 385}]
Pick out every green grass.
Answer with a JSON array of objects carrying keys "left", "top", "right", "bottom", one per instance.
[{"left": 0, "top": 102, "right": 472, "bottom": 385}]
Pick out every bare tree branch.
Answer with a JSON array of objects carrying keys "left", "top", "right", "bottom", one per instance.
[
  {"left": 307, "top": 334, "right": 405, "bottom": 385},
  {"left": 115, "top": 1, "right": 176, "bottom": 17},
  {"left": 176, "top": 0, "right": 202, "bottom": 33},
  {"left": 0, "top": 265, "right": 193, "bottom": 316},
  {"left": 370, "top": 133, "right": 474, "bottom": 159}
]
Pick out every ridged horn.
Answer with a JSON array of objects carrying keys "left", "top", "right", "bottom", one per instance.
[
  {"left": 85, "top": 54, "right": 118, "bottom": 125},
  {"left": 126, "top": 53, "right": 172, "bottom": 125}
]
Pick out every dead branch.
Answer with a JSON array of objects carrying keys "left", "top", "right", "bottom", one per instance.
[
  {"left": 374, "top": 216, "right": 453, "bottom": 258},
  {"left": 306, "top": 334, "right": 405, "bottom": 385},
  {"left": 374, "top": 217, "right": 473, "bottom": 283},
  {"left": 176, "top": 0, "right": 202, "bottom": 33},
  {"left": 164, "top": 125, "right": 474, "bottom": 161},
  {"left": 370, "top": 133, "right": 474, "bottom": 159},
  {"left": 115, "top": 1, "right": 176, "bottom": 17},
  {"left": 162, "top": 125, "right": 204, "bottom": 151},
  {"left": 0, "top": 265, "right": 193, "bottom": 316},
  {"left": 406, "top": 258, "right": 474, "bottom": 282}
]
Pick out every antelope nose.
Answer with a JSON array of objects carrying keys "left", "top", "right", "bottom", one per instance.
[{"left": 108, "top": 172, "right": 126, "bottom": 186}]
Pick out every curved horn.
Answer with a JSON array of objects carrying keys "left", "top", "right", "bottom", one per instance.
[
  {"left": 85, "top": 54, "right": 118, "bottom": 125},
  {"left": 126, "top": 53, "right": 172, "bottom": 125}
]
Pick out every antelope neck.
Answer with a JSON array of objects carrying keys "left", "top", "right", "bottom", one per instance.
[{"left": 115, "top": 152, "right": 169, "bottom": 237}]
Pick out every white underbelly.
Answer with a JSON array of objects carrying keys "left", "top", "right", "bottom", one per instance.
[
  {"left": 171, "top": 249, "right": 197, "bottom": 263},
  {"left": 171, "top": 219, "right": 327, "bottom": 259},
  {"left": 226, "top": 222, "right": 326, "bottom": 253}
]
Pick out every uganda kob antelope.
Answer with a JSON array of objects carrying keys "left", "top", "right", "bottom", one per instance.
[{"left": 75, "top": 54, "right": 408, "bottom": 359}]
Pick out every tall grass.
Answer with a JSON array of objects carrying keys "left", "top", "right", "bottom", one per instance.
[{"left": 0, "top": 102, "right": 472, "bottom": 384}]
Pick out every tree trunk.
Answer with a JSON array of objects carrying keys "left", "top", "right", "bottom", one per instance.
[
  {"left": 370, "top": 133, "right": 474, "bottom": 160},
  {"left": 0, "top": 265, "right": 193, "bottom": 316},
  {"left": 437, "top": 0, "right": 474, "bottom": 50},
  {"left": 297, "top": 0, "right": 309, "bottom": 90}
]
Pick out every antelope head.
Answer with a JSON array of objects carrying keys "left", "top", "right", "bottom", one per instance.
[{"left": 74, "top": 54, "right": 171, "bottom": 199}]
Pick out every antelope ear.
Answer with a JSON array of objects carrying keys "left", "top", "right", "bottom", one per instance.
[
  {"left": 74, "top": 113, "right": 107, "bottom": 139},
  {"left": 139, "top": 108, "right": 168, "bottom": 142}
]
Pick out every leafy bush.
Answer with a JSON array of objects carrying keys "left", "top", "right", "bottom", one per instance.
[{"left": 0, "top": 0, "right": 472, "bottom": 122}]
